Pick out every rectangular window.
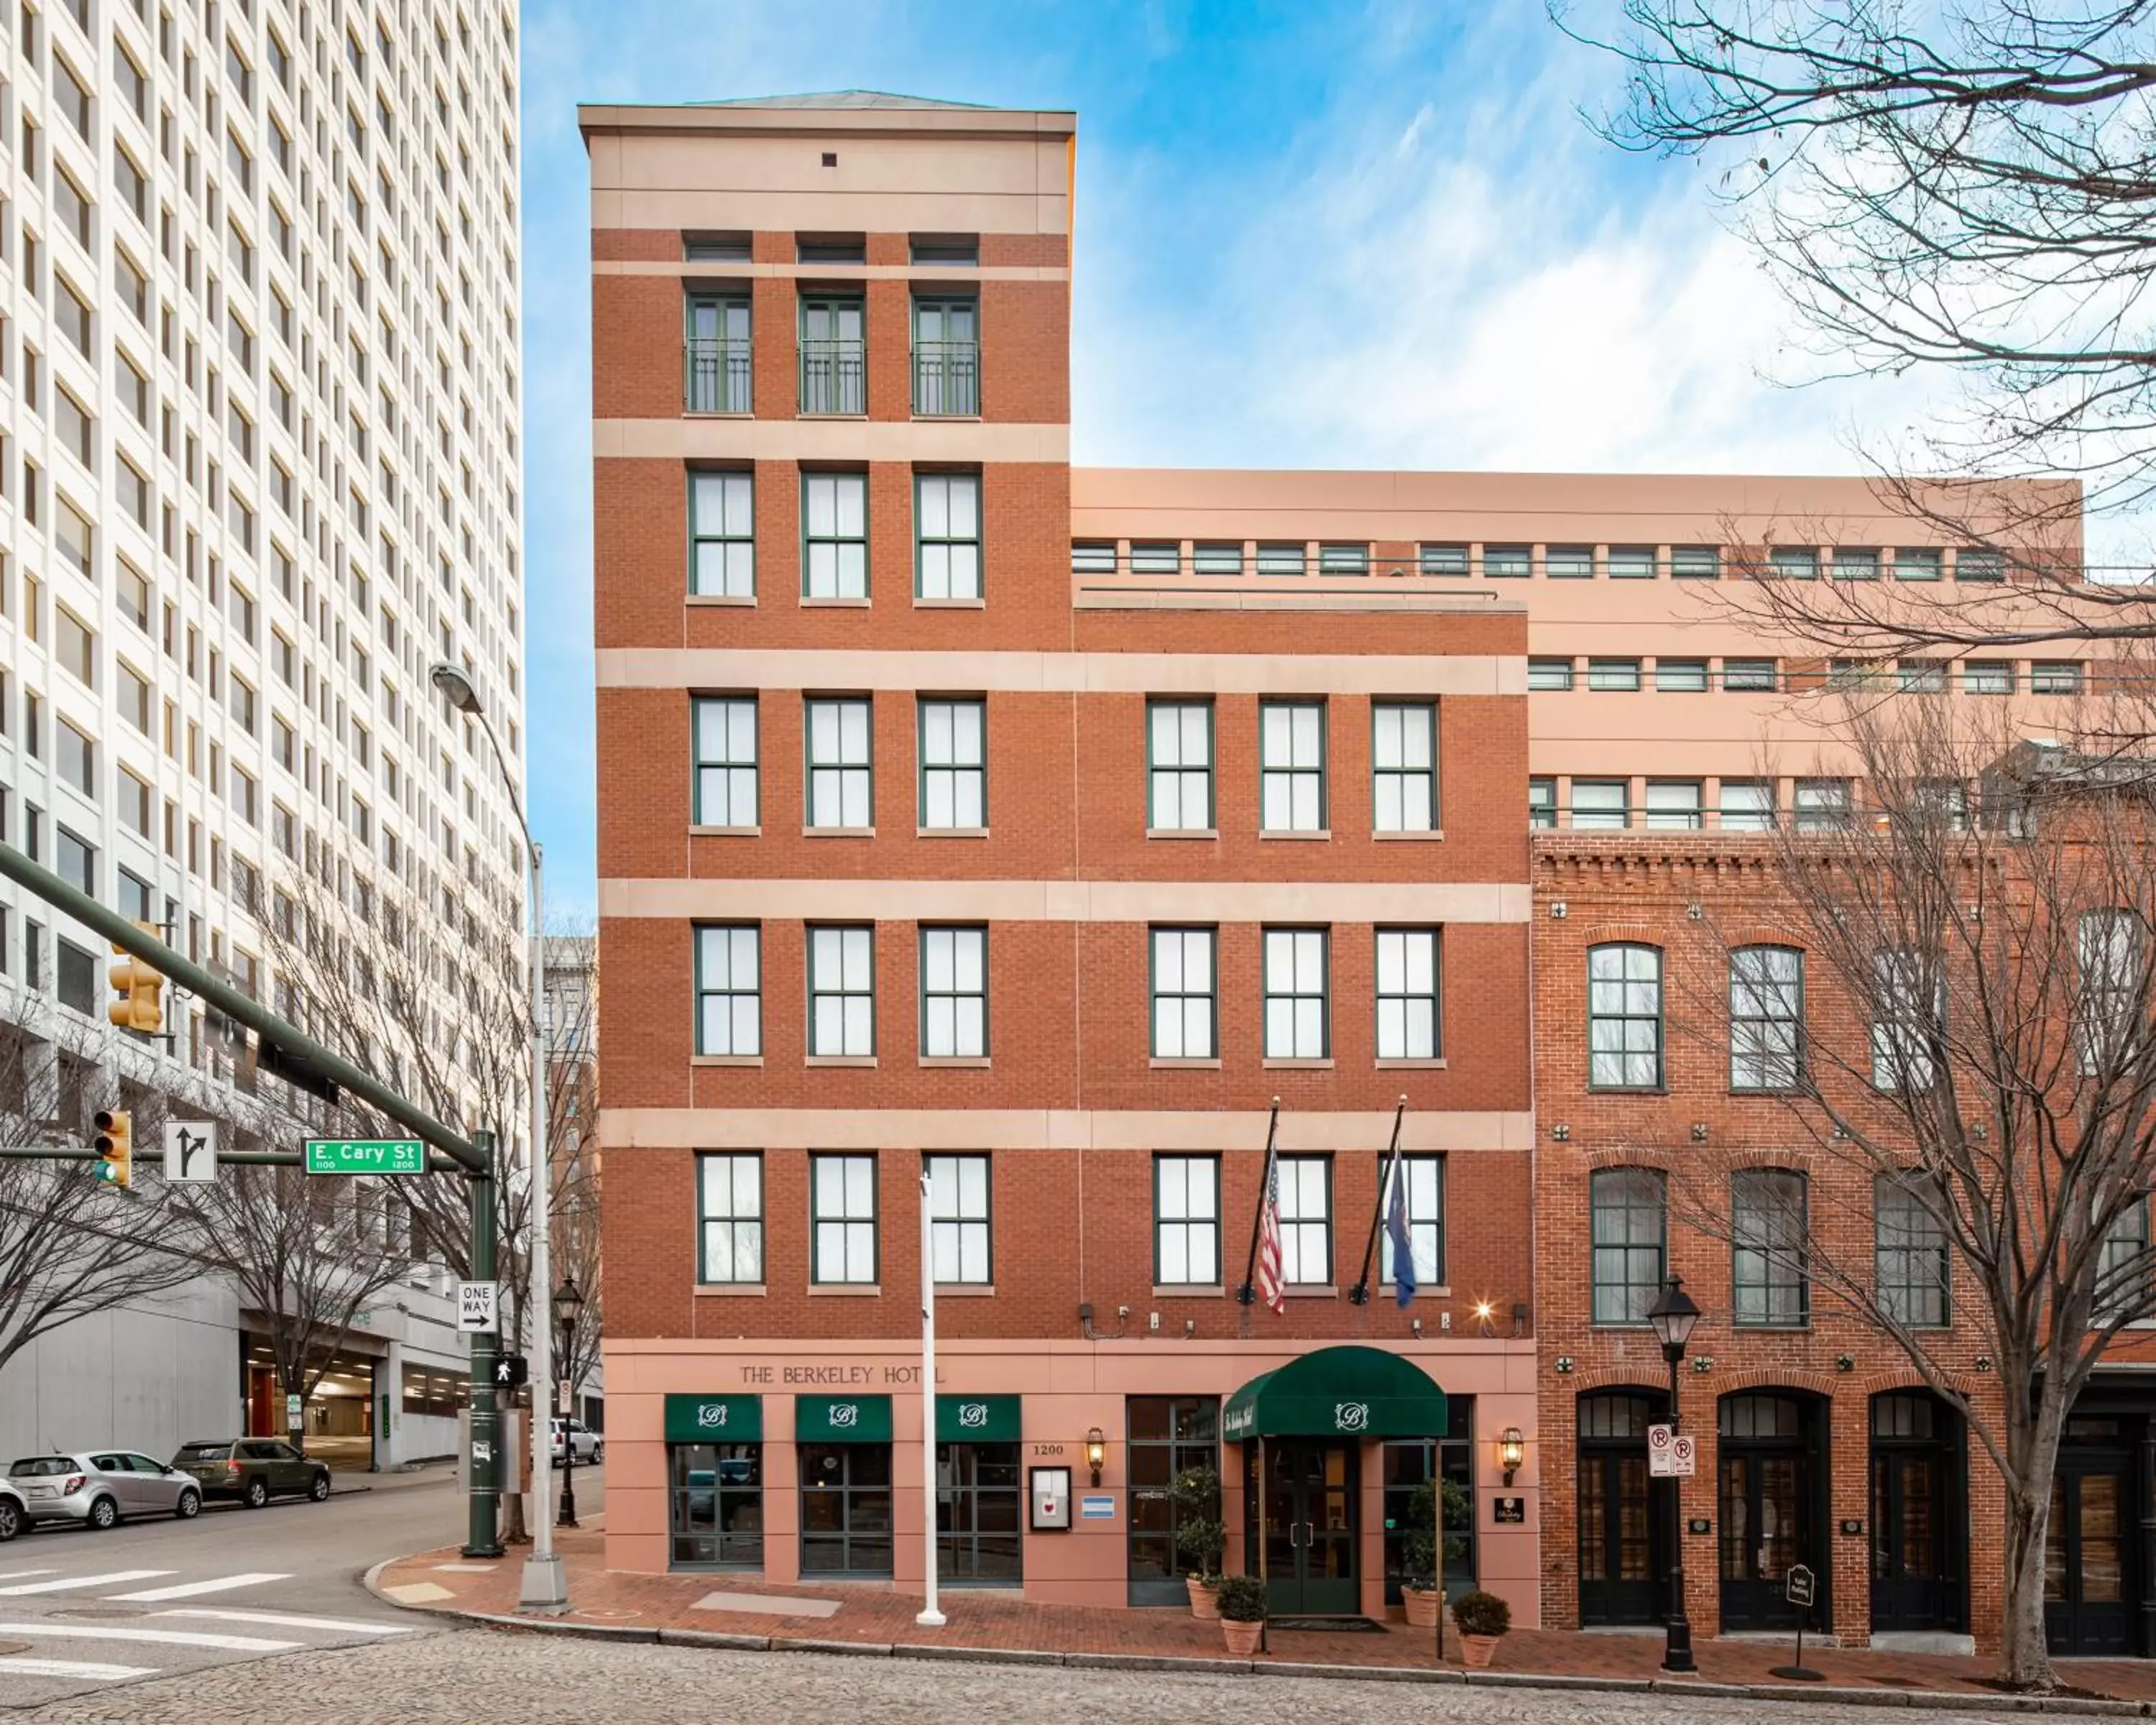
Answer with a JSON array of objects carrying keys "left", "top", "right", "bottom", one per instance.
[
  {"left": 1376, "top": 929, "right": 1440, "bottom": 1060},
  {"left": 1370, "top": 702, "right": 1437, "bottom": 832},
  {"left": 1608, "top": 546, "right": 1657, "bottom": 580},
  {"left": 915, "top": 473, "right": 981, "bottom": 599},
  {"left": 804, "top": 697, "right": 872, "bottom": 829},
  {"left": 1147, "top": 700, "right": 1213, "bottom": 832},
  {"left": 55, "top": 719, "right": 95, "bottom": 795},
  {"left": 1587, "top": 658, "right": 1641, "bottom": 692},
  {"left": 1589, "top": 943, "right": 1663, "bottom": 1089},
  {"left": 1193, "top": 543, "right": 1243, "bottom": 576},
  {"left": 1380, "top": 1155, "right": 1445, "bottom": 1288},
  {"left": 56, "top": 827, "right": 96, "bottom": 895},
  {"left": 1832, "top": 546, "right": 1880, "bottom": 580},
  {"left": 689, "top": 472, "right": 754, "bottom": 598},
  {"left": 918, "top": 699, "right": 986, "bottom": 830},
  {"left": 1894, "top": 548, "right": 1943, "bottom": 581},
  {"left": 1153, "top": 1155, "right": 1220, "bottom": 1286},
  {"left": 698, "top": 1153, "right": 764, "bottom": 1284},
  {"left": 1769, "top": 546, "right": 1820, "bottom": 579},
  {"left": 1546, "top": 545, "right": 1593, "bottom": 579},
  {"left": 1483, "top": 544, "right": 1530, "bottom": 578},
  {"left": 1256, "top": 543, "right": 1305, "bottom": 577},
  {"left": 911, "top": 297, "right": 977, "bottom": 417},
  {"left": 695, "top": 925, "right": 761, "bottom": 1057},
  {"left": 1644, "top": 780, "right": 1703, "bottom": 830},
  {"left": 1070, "top": 542, "right": 1117, "bottom": 575},
  {"left": 925, "top": 1154, "right": 991, "bottom": 1284},
  {"left": 1262, "top": 928, "right": 1329, "bottom": 1059},
  {"left": 1876, "top": 1177, "right": 1950, "bottom": 1327},
  {"left": 1150, "top": 927, "right": 1217, "bottom": 1059},
  {"left": 802, "top": 472, "right": 867, "bottom": 598},
  {"left": 1723, "top": 658, "right": 1777, "bottom": 692},
  {"left": 1527, "top": 658, "right": 1575, "bottom": 691},
  {"left": 1672, "top": 545, "right": 1720, "bottom": 579},
  {"left": 1419, "top": 543, "right": 1469, "bottom": 576},
  {"left": 1259, "top": 700, "right": 1326, "bottom": 832},
  {"left": 1733, "top": 1169, "right": 1809, "bottom": 1327},
  {"left": 1731, "top": 945, "right": 1803, "bottom": 1090},
  {"left": 1963, "top": 661, "right": 2014, "bottom": 695},
  {"left": 1529, "top": 778, "right": 1557, "bottom": 829},
  {"left": 1129, "top": 542, "right": 1181, "bottom": 575},
  {"left": 798, "top": 295, "right": 865, "bottom": 415},
  {"left": 2032, "top": 661, "right": 2085, "bottom": 696},
  {"left": 56, "top": 607, "right": 96, "bottom": 686},
  {"left": 1871, "top": 950, "right": 1939, "bottom": 1090},
  {"left": 1571, "top": 778, "right": 1630, "bottom": 831},
  {"left": 807, "top": 926, "right": 875, "bottom": 1057},
  {"left": 1957, "top": 548, "right": 2005, "bottom": 581},
  {"left": 811, "top": 1153, "right": 878, "bottom": 1283},
  {"left": 1591, "top": 1167, "right": 1667, "bottom": 1325},
  {"left": 2079, "top": 910, "right": 2144, "bottom": 1075},
  {"left": 2100, "top": 1202, "right": 2151, "bottom": 1322},
  {"left": 1795, "top": 778, "right": 1852, "bottom": 831},
  {"left": 920, "top": 925, "right": 987, "bottom": 1059},
  {"left": 1276, "top": 1155, "right": 1332, "bottom": 1285},
  {"left": 693, "top": 696, "right": 758, "bottom": 827},
  {"left": 1654, "top": 658, "right": 1708, "bottom": 693},
  {"left": 685, "top": 293, "right": 751, "bottom": 413},
  {"left": 1319, "top": 543, "right": 1370, "bottom": 576},
  {"left": 1899, "top": 660, "right": 1948, "bottom": 693}
]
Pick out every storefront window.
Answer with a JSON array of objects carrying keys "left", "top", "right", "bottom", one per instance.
[
  {"left": 801, "top": 1445, "right": 893, "bottom": 1576},
  {"left": 936, "top": 1443, "right": 1021, "bottom": 1584},
  {"left": 1381, "top": 1399, "right": 1476, "bottom": 1605},
  {"left": 1126, "top": 1396, "right": 1220, "bottom": 1605},
  {"left": 670, "top": 1443, "right": 763, "bottom": 1569}
]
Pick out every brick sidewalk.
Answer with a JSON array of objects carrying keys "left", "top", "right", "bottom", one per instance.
[{"left": 371, "top": 1527, "right": 2156, "bottom": 1706}]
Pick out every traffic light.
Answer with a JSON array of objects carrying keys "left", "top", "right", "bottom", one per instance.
[
  {"left": 91, "top": 1109, "right": 132, "bottom": 1190},
  {"left": 106, "top": 924, "right": 165, "bottom": 1035}
]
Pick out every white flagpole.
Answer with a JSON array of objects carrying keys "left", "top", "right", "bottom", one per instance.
[{"left": 917, "top": 1168, "right": 946, "bottom": 1628}]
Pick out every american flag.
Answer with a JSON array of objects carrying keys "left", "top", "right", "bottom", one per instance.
[{"left": 1256, "top": 1147, "right": 1286, "bottom": 1315}]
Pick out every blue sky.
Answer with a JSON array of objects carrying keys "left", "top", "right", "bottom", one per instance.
[{"left": 515, "top": 0, "right": 1940, "bottom": 914}]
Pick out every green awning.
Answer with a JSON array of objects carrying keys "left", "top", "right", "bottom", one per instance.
[
  {"left": 795, "top": 1392, "right": 893, "bottom": 1444},
  {"left": 936, "top": 1394, "right": 1020, "bottom": 1443},
  {"left": 665, "top": 1394, "right": 763, "bottom": 1443},
  {"left": 1222, "top": 1346, "right": 1447, "bottom": 1442}
]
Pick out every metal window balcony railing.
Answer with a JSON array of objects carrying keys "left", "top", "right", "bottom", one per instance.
[
  {"left": 798, "top": 339, "right": 866, "bottom": 415},
  {"left": 912, "top": 340, "right": 979, "bottom": 416},
  {"left": 685, "top": 339, "right": 752, "bottom": 413}
]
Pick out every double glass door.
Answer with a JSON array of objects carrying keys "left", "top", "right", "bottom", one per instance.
[
  {"left": 1718, "top": 1394, "right": 1821, "bottom": 1631},
  {"left": 1869, "top": 1393, "right": 1963, "bottom": 1635},
  {"left": 1248, "top": 1442, "right": 1358, "bottom": 1616},
  {"left": 2047, "top": 1450, "right": 2131, "bottom": 1656},
  {"left": 1577, "top": 1448, "right": 1662, "bottom": 1624}
]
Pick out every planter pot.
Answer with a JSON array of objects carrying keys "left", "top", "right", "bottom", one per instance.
[
  {"left": 1187, "top": 1576, "right": 1220, "bottom": 1620},
  {"left": 1401, "top": 1587, "right": 1441, "bottom": 1629},
  {"left": 1459, "top": 1632, "right": 1501, "bottom": 1670},
  {"left": 1221, "top": 1618, "right": 1263, "bottom": 1657}
]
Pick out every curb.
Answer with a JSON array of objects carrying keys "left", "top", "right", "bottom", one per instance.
[{"left": 359, "top": 1563, "right": 2156, "bottom": 1716}]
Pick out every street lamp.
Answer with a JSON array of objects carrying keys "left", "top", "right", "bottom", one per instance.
[
  {"left": 1646, "top": 1274, "right": 1702, "bottom": 1674},
  {"left": 430, "top": 661, "right": 564, "bottom": 1611},
  {"left": 553, "top": 1275, "right": 588, "bottom": 1528}
]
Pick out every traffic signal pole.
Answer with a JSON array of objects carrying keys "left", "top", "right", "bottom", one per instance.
[{"left": 0, "top": 837, "right": 507, "bottom": 1556}]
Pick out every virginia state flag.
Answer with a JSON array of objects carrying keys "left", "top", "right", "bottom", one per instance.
[{"left": 1386, "top": 1160, "right": 1416, "bottom": 1309}]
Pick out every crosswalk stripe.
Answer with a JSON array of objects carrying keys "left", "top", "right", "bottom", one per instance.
[
  {"left": 0, "top": 1657, "right": 160, "bottom": 1680},
  {"left": 155, "top": 1606, "right": 418, "bottom": 1636},
  {"left": 0, "top": 1621, "right": 300, "bottom": 1652},
  {"left": 0, "top": 1570, "right": 175, "bottom": 1596},
  {"left": 107, "top": 1572, "right": 292, "bottom": 1601}
]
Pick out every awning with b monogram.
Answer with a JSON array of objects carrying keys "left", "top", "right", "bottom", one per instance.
[
  {"left": 934, "top": 1393, "right": 1021, "bottom": 1443},
  {"left": 1221, "top": 1346, "right": 1447, "bottom": 1441},
  {"left": 794, "top": 1392, "right": 893, "bottom": 1444}
]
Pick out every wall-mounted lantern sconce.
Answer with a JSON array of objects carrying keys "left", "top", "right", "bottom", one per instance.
[
  {"left": 1085, "top": 1426, "right": 1105, "bottom": 1486},
  {"left": 1500, "top": 1427, "right": 1526, "bottom": 1486}
]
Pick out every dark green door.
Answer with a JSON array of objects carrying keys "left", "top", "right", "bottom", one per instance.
[{"left": 1252, "top": 1442, "right": 1358, "bottom": 1616}]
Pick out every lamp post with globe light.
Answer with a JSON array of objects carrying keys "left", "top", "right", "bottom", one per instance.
[{"left": 1646, "top": 1274, "right": 1702, "bottom": 1674}]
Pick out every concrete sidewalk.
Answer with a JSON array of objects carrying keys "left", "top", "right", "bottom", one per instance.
[{"left": 367, "top": 1528, "right": 2156, "bottom": 1715}]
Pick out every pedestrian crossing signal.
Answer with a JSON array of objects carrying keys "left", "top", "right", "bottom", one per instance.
[
  {"left": 106, "top": 924, "right": 165, "bottom": 1035},
  {"left": 494, "top": 1354, "right": 528, "bottom": 1389},
  {"left": 92, "top": 1109, "right": 133, "bottom": 1190}
]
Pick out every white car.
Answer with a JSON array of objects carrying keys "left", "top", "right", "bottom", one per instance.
[
  {"left": 0, "top": 1476, "right": 23, "bottom": 1541},
  {"left": 548, "top": 1418, "right": 602, "bottom": 1465}
]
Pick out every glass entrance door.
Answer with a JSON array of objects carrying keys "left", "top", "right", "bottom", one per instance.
[
  {"left": 2047, "top": 1449, "right": 2131, "bottom": 1656},
  {"left": 1718, "top": 1393, "right": 1823, "bottom": 1632},
  {"left": 936, "top": 1443, "right": 1021, "bottom": 1585},
  {"left": 1577, "top": 1392, "right": 1664, "bottom": 1627},
  {"left": 1869, "top": 1392, "right": 1963, "bottom": 1634},
  {"left": 1247, "top": 1441, "right": 1358, "bottom": 1616}
]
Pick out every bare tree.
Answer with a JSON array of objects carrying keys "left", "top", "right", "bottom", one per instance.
[
  {"left": 1561, "top": 0, "right": 2156, "bottom": 644},
  {"left": 0, "top": 998, "right": 200, "bottom": 1380},
  {"left": 1662, "top": 694, "right": 2156, "bottom": 1688}
]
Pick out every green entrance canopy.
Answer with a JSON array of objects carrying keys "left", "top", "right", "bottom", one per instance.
[
  {"left": 795, "top": 1392, "right": 893, "bottom": 1444},
  {"left": 936, "top": 1394, "right": 1021, "bottom": 1443},
  {"left": 1222, "top": 1346, "right": 1447, "bottom": 1442},
  {"left": 664, "top": 1393, "right": 763, "bottom": 1443}
]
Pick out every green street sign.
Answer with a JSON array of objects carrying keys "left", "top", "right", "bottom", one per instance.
[{"left": 305, "top": 1138, "right": 425, "bottom": 1175}]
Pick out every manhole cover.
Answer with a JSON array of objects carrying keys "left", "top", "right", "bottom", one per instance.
[{"left": 52, "top": 1606, "right": 146, "bottom": 1621}]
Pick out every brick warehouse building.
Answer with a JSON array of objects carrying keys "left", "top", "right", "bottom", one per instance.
[{"left": 584, "top": 90, "right": 2126, "bottom": 1637}]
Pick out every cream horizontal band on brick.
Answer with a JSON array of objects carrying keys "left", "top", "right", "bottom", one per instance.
[
  {"left": 594, "top": 418, "right": 1070, "bottom": 464},
  {"left": 598, "top": 877, "right": 1531, "bottom": 924},
  {"left": 598, "top": 647, "right": 1526, "bottom": 696},
  {"left": 597, "top": 1107, "right": 1535, "bottom": 1152}
]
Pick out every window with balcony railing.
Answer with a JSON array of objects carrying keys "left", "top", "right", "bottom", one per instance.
[
  {"left": 685, "top": 293, "right": 751, "bottom": 413},
  {"left": 799, "top": 295, "right": 865, "bottom": 415},
  {"left": 913, "top": 296, "right": 977, "bottom": 416}
]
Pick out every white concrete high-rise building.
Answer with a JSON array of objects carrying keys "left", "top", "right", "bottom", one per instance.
[{"left": 0, "top": 0, "right": 528, "bottom": 1462}]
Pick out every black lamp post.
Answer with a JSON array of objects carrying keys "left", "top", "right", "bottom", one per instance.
[
  {"left": 553, "top": 1275, "right": 588, "bottom": 1529},
  {"left": 1646, "top": 1273, "right": 1702, "bottom": 1674}
]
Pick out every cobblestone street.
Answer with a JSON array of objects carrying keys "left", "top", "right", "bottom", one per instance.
[{"left": 12, "top": 1631, "right": 2054, "bottom": 1725}]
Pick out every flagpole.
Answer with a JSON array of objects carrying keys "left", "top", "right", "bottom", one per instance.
[
  {"left": 1235, "top": 1098, "right": 1283, "bottom": 1315},
  {"left": 1256, "top": 1433, "right": 1269, "bottom": 1656},
  {"left": 1348, "top": 1097, "right": 1409, "bottom": 1306},
  {"left": 916, "top": 1167, "right": 944, "bottom": 1628}
]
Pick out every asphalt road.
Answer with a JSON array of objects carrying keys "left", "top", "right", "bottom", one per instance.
[{"left": 0, "top": 1464, "right": 601, "bottom": 1713}]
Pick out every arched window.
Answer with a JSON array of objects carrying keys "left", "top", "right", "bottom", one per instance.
[
  {"left": 1729, "top": 945, "right": 1803, "bottom": 1091},
  {"left": 1588, "top": 943, "right": 1663, "bottom": 1090}
]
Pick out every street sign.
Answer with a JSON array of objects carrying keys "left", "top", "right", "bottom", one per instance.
[
  {"left": 163, "top": 1120, "right": 218, "bottom": 1182},
  {"left": 1785, "top": 1563, "right": 1816, "bottom": 1608},
  {"left": 456, "top": 1280, "right": 499, "bottom": 1333},
  {"left": 1646, "top": 1424, "right": 1696, "bottom": 1477},
  {"left": 305, "top": 1138, "right": 425, "bottom": 1175},
  {"left": 558, "top": 1380, "right": 572, "bottom": 1416},
  {"left": 285, "top": 1393, "right": 302, "bottom": 1430},
  {"left": 1770, "top": 1563, "right": 1825, "bottom": 1682}
]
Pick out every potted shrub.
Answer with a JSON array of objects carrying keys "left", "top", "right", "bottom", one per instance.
[
  {"left": 1214, "top": 1573, "right": 1268, "bottom": 1657},
  {"left": 1398, "top": 1476, "right": 1472, "bottom": 1629},
  {"left": 1170, "top": 1466, "right": 1226, "bottom": 1618},
  {"left": 1451, "top": 1588, "right": 1511, "bottom": 1669}
]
